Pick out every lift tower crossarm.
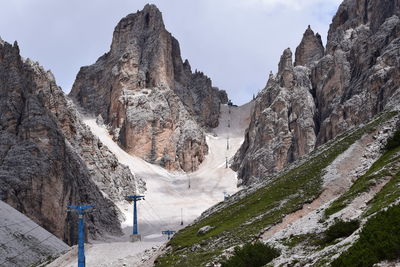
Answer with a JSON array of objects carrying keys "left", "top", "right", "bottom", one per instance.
[
  {"left": 162, "top": 230, "right": 176, "bottom": 240},
  {"left": 67, "top": 205, "right": 95, "bottom": 213}
]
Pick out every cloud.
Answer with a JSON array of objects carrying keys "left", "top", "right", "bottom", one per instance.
[{"left": 237, "top": 0, "right": 342, "bottom": 10}]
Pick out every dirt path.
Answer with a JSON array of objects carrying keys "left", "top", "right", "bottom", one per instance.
[{"left": 261, "top": 135, "right": 373, "bottom": 241}]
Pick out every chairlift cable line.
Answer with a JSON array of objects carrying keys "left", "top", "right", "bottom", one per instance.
[
  {"left": 142, "top": 200, "right": 169, "bottom": 229},
  {"left": 137, "top": 201, "right": 159, "bottom": 229},
  {"left": 142, "top": 200, "right": 176, "bottom": 230}
]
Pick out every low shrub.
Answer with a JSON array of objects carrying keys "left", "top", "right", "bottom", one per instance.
[
  {"left": 385, "top": 129, "right": 400, "bottom": 150},
  {"left": 332, "top": 205, "right": 400, "bottom": 267},
  {"left": 322, "top": 219, "right": 360, "bottom": 244},
  {"left": 220, "top": 242, "right": 280, "bottom": 267}
]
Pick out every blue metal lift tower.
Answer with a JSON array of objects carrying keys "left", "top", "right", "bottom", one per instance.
[
  {"left": 126, "top": 195, "right": 145, "bottom": 242},
  {"left": 67, "top": 205, "right": 95, "bottom": 267}
]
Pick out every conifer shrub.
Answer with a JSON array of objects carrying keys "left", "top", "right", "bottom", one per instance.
[
  {"left": 220, "top": 242, "right": 280, "bottom": 267},
  {"left": 385, "top": 129, "right": 400, "bottom": 150},
  {"left": 322, "top": 219, "right": 360, "bottom": 244},
  {"left": 332, "top": 205, "right": 400, "bottom": 267}
]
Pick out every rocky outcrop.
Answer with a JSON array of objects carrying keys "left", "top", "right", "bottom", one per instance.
[
  {"left": 327, "top": 0, "right": 400, "bottom": 53},
  {"left": 174, "top": 65, "right": 227, "bottom": 129},
  {"left": 234, "top": 0, "right": 400, "bottom": 185},
  {"left": 314, "top": 0, "right": 400, "bottom": 145},
  {"left": 70, "top": 5, "right": 227, "bottom": 171},
  {"left": 294, "top": 25, "right": 324, "bottom": 67},
  {"left": 218, "top": 89, "right": 229, "bottom": 104},
  {"left": 0, "top": 40, "right": 140, "bottom": 245},
  {"left": 232, "top": 48, "right": 316, "bottom": 185}
]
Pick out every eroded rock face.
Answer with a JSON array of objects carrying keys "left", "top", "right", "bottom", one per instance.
[
  {"left": 294, "top": 25, "right": 324, "bottom": 67},
  {"left": 0, "top": 40, "right": 140, "bottom": 245},
  {"left": 70, "top": 4, "right": 227, "bottom": 171},
  {"left": 314, "top": 0, "right": 400, "bottom": 145},
  {"left": 327, "top": 0, "right": 400, "bottom": 53},
  {"left": 234, "top": 0, "right": 400, "bottom": 185},
  {"left": 232, "top": 49, "right": 316, "bottom": 185}
]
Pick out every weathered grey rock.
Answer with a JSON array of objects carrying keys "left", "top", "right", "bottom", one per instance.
[
  {"left": 234, "top": 0, "right": 400, "bottom": 185},
  {"left": 218, "top": 88, "right": 229, "bottom": 104},
  {"left": 278, "top": 48, "right": 295, "bottom": 88},
  {"left": 314, "top": 1, "right": 400, "bottom": 145},
  {"left": 294, "top": 25, "right": 324, "bottom": 67},
  {"left": 96, "top": 114, "right": 104, "bottom": 125},
  {"left": 0, "top": 40, "right": 140, "bottom": 245},
  {"left": 70, "top": 4, "right": 226, "bottom": 171},
  {"left": 278, "top": 48, "right": 293, "bottom": 74},
  {"left": 197, "top": 225, "right": 214, "bottom": 236},
  {"left": 327, "top": 0, "right": 400, "bottom": 53},
  {"left": 232, "top": 49, "right": 316, "bottom": 185}
]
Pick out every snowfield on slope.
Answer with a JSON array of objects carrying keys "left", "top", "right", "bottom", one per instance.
[{"left": 49, "top": 102, "right": 253, "bottom": 267}]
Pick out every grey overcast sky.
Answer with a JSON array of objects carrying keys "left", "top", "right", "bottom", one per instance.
[{"left": 0, "top": 0, "right": 342, "bottom": 105}]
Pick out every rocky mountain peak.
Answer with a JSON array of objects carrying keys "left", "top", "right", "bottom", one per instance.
[
  {"left": 294, "top": 25, "right": 324, "bottom": 67},
  {"left": 183, "top": 59, "right": 191, "bottom": 71},
  {"left": 266, "top": 71, "right": 275, "bottom": 87},
  {"left": 277, "top": 48, "right": 295, "bottom": 88},
  {"left": 233, "top": 46, "right": 316, "bottom": 185},
  {"left": 70, "top": 4, "right": 227, "bottom": 171},
  {"left": 234, "top": 0, "right": 400, "bottom": 185},
  {"left": 110, "top": 4, "right": 165, "bottom": 55},
  {"left": 278, "top": 48, "right": 293, "bottom": 74}
]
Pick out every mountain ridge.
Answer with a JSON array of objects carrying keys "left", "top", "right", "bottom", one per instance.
[
  {"left": 233, "top": 0, "right": 400, "bottom": 185},
  {"left": 0, "top": 40, "right": 143, "bottom": 245}
]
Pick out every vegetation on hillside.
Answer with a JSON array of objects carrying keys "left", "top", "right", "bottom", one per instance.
[
  {"left": 322, "top": 219, "right": 359, "bottom": 245},
  {"left": 220, "top": 242, "right": 280, "bottom": 267},
  {"left": 385, "top": 129, "right": 400, "bottom": 150},
  {"left": 332, "top": 204, "right": 400, "bottom": 267},
  {"left": 281, "top": 219, "right": 359, "bottom": 249},
  {"left": 325, "top": 127, "right": 400, "bottom": 218},
  {"left": 155, "top": 112, "right": 398, "bottom": 267}
]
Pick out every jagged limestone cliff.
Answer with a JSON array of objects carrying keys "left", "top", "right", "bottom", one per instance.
[
  {"left": 233, "top": 0, "right": 400, "bottom": 185},
  {"left": 232, "top": 49, "right": 316, "bottom": 185},
  {"left": 0, "top": 40, "right": 140, "bottom": 245},
  {"left": 70, "top": 5, "right": 227, "bottom": 171}
]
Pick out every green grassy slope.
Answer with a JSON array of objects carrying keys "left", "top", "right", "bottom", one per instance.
[
  {"left": 155, "top": 112, "right": 398, "bottom": 267},
  {"left": 324, "top": 133, "right": 400, "bottom": 218}
]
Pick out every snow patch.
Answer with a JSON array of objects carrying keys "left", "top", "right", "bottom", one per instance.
[{"left": 51, "top": 102, "right": 253, "bottom": 266}]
